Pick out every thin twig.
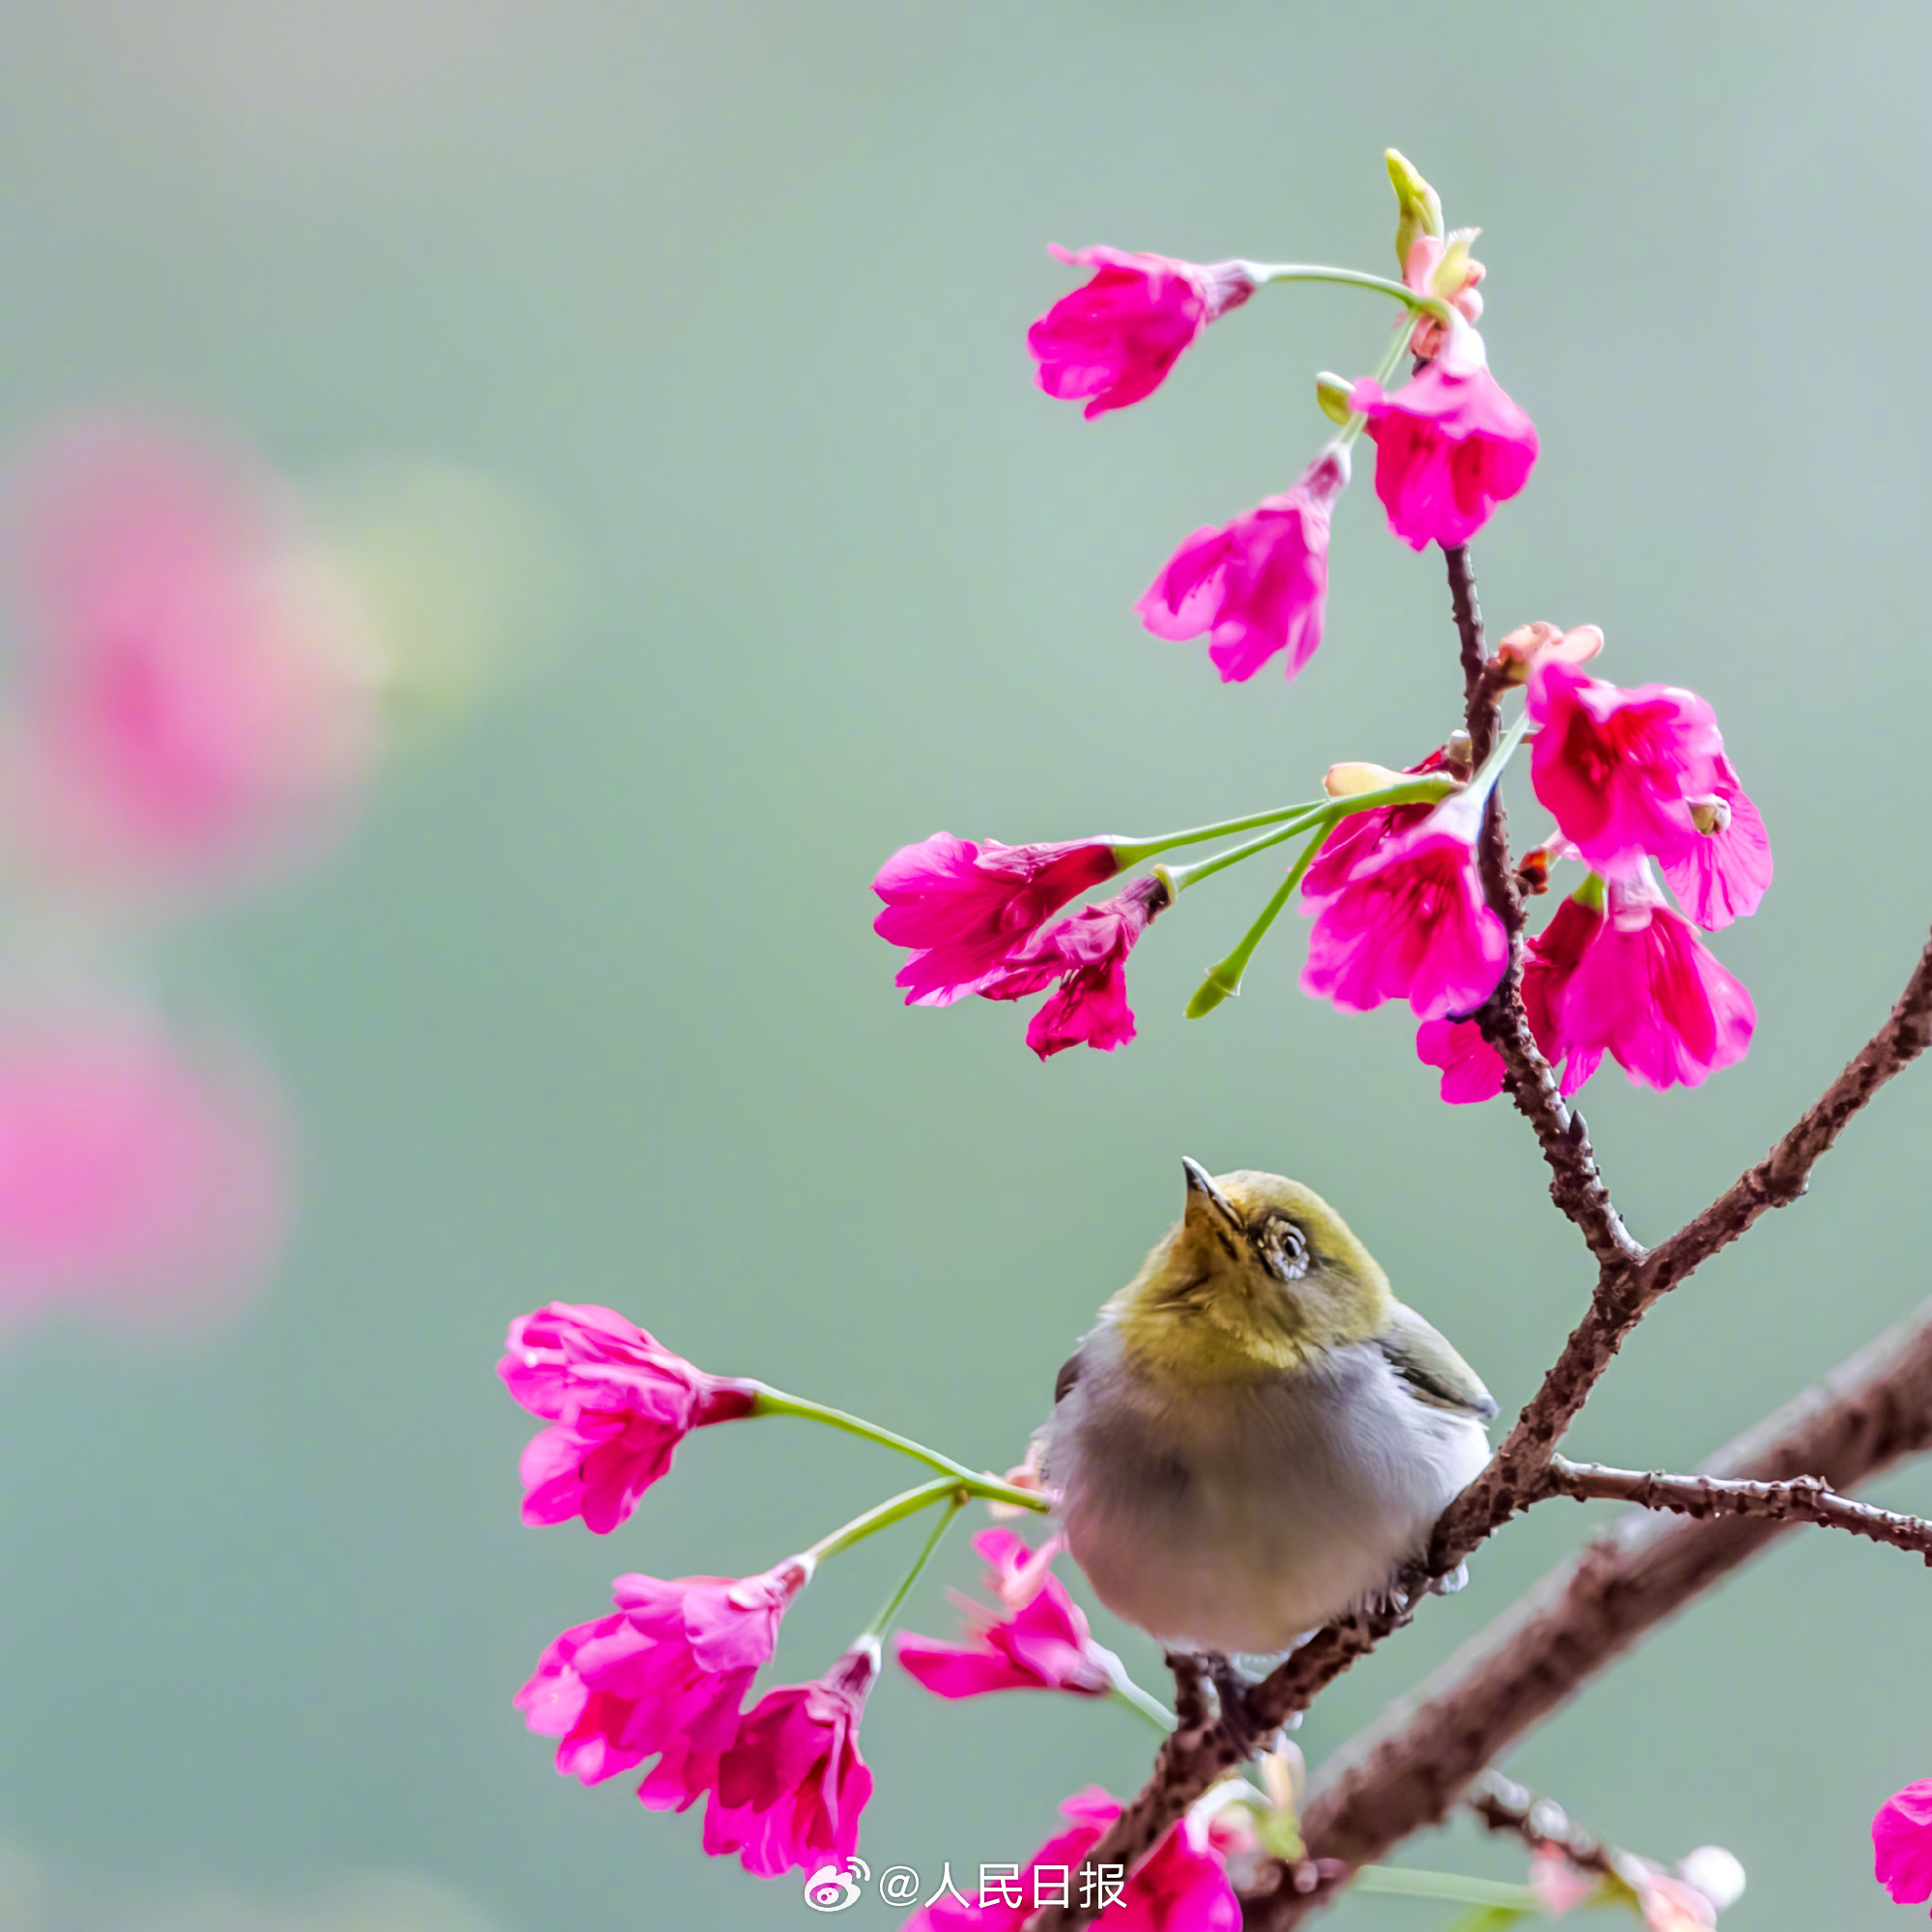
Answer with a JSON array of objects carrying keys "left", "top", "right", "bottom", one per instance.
[
  {"left": 1243, "top": 1296, "right": 1932, "bottom": 1923},
  {"left": 1545, "top": 1455, "right": 1932, "bottom": 1563},
  {"left": 1466, "top": 1770, "right": 1618, "bottom": 1879}
]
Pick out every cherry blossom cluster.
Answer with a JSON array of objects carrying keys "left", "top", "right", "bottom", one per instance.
[
  {"left": 509, "top": 154, "right": 1778, "bottom": 1928},
  {"left": 872, "top": 156, "right": 1769, "bottom": 1096},
  {"left": 499, "top": 1299, "right": 1266, "bottom": 1916}
]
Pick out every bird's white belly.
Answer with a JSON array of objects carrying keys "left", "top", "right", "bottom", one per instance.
[{"left": 1047, "top": 1339, "right": 1488, "bottom": 1655}]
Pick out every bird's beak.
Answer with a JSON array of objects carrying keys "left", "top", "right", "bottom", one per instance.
[{"left": 1181, "top": 1156, "right": 1241, "bottom": 1235}]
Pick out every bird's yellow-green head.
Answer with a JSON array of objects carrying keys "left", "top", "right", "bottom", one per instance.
[{"left": 1108, "top": 1159, "right": 1394, "bottom": 1384}]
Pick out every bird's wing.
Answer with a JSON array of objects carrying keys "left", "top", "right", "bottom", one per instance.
[{"left": 1378, "top": 1302, "right": 1498, "bottom": 1421}]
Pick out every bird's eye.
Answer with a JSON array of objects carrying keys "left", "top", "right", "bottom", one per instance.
[{"left": 1256, "top": 1214, "right": 1309, "bottom": 1282}]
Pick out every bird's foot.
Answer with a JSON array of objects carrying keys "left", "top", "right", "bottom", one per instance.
[
  {"left": 1385, "top": 1556, "right": 1470, "bottom": 1616},
  {"left": 1205, "top": 1654, "right": 1284, "bottom": 1763}
]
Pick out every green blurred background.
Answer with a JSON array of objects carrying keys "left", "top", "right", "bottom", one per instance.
[{"left": 1, "top": 1, "right": 1928, "bottom": 1926}]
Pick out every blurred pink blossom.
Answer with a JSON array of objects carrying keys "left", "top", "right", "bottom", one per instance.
[
  {"left": 1528, "top": 1852, "right": 1599, "bottom": 1918},
  {"left": 4, "top": 421, "right": 378, "bottom": 898},
  {"left": 0, "top": 1009, "right": 290, "bottom": 1326}
]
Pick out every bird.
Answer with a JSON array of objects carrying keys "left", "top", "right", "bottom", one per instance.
[{"left": 1039, "top": 1158, "right": 1496, "bottom": 1662}]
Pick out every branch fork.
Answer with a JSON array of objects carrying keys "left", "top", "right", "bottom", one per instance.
[{"left": 1034, "top": 540, "right": 1932, "bottom": 1932}]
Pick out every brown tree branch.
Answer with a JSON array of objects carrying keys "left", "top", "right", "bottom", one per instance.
[
  {"left": 1443, "top": 914, "right": 1932, "bottom": 1558},
  {"left": 1242, "top": 1296, "right": 1932, "bottom": 1924},
  {"left": 1433, "top": 545, "right": 1932, "bottom": 1563},
  {"left": 1446, "top": 544, "right": 1641, "bottom": 1274},
  {"left": 1038, "top": 546, "right": 1932, "bottom": 1932},
  {"left": 1544, "top": 1455, "right": 1932, "bottom": 1562}
]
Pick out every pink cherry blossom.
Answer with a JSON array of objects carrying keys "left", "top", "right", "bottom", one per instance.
[
  {"left": 1134, "top": 448, "right": 1349, "bottom": 684},
  {"left": 980, "top": 875, "right": 1165, "bottom": 1058},
  {"left": 1874, "top": 1781, "right": 1932, "bottom": 1908},
  {"left": 515, "top": 1559, "right": 810, "bottom": 1805},
  {"left": 1029, "top": 247, "right": 1257, "bottom": 419},
  {"left": 1527, "top": 660, "right": 1726, "bottom": 881},
  {"left": 1659, "top": 753, "right": 1772, "bottom": 930},
  {"left": 896, "top": 1527, "right": 1119, "bottom": 1699},
  {"left": 901, "top": 1786, "right": 1239, "bottom": 1931},
  {"left": 497, "top": 1302, "right": 759, "bottom": 1533},
  {"left": 1495, "top": 620, "right": 1603, "bottom": 682},
  {"left": 0, "top": 1010, "right": 289, "bottom": 1328},
  {"left": 1299, "top": 749, "right": 1450, "bottom": 908},
  {"left": 873, "top": 834, "right": 1122, "bottom": 1008},
  {"left": 703, "top": 1641, "right": 879, "bottom": 1879},
  {"left": 1301, "top": 793, "right": 1507, "bottom": 1022},
  {"left": 1349, "top": 326, "right": 1539, "bottom": 551},
  {"left": 1559, "top": 871, "right": 1754, "bottom": 1091},
  {"left": 4, "top": 420, "right": 377, "bottom": 897},
  {"left": 1416, "top": 889, "right": 1605, "bottom": 1103}
]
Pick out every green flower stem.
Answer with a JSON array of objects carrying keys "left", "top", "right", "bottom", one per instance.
[
  {"left": 1335, "top": 310, "right": 1423, "bottom": 450},
  {"left": 1151, "top": 813, "right": 1325, "bottom": 901},
  {"left": 863, "top": 1489, "right": 967, "bottom": 1639},
  {"left": 751, "top": 1386, "right": 1050, "bottom": 1514},
  {"left": 1111, "top": 799, "right": 1328, "bottom": 870},
  {"left": 1250, "top": 262, "right": 1453, "bottom": 323},
  {"left": 1183, "top": 826, "right": 1329, "bottom": 1018},
  {"left": 1468, "top": 701, "right": 1534, "bottom": 797},
  {"left": 1159, "top": 774, "right": 1458, "bottom": 899},
  {"left": 1106, "top": 1674, "right": 1178, "bottom": 1733},
  {"left": 1352, "top": 1867, "right": 1541, "bottom": 1910},
  {"left": 1179, "top": 753, "right": 1514, "bottom": 1020},
  {"left": 808, "top": 1477, "right": 962, "bottom": 1565}
]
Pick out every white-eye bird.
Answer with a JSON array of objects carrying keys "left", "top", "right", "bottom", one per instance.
[{"left": 1041, "top": 1159, "right": 1495, "bottom": 1658}]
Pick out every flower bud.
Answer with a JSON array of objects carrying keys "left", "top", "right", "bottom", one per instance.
[
  {"left": 1432, "top": 227, "right": 1484, "bottom": 300},
  {"left": 1677, "top": 1845, "right": 1747, "bottom": 1913},
  {"left": 1386, "top": 149, "right": 1443, "bottom": 268},
  {"left": 1314, "top": 372, "right": 1355, "bottom": 425},
  {"left": 1516, "top": 846, "right": 1552, "bottom": 895},
  {"left": 1688, "top": 794, "right": 1733, "bottom": 836},
  {"left": 1496, "top": 621, "right": 1605, "bottom": 683},
  {"left": 1323, "top": 760, "right": 1406, "bottom": 799},
  {"left": 1446, "top": 728, "right": 1474, "bottom": 769}
]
